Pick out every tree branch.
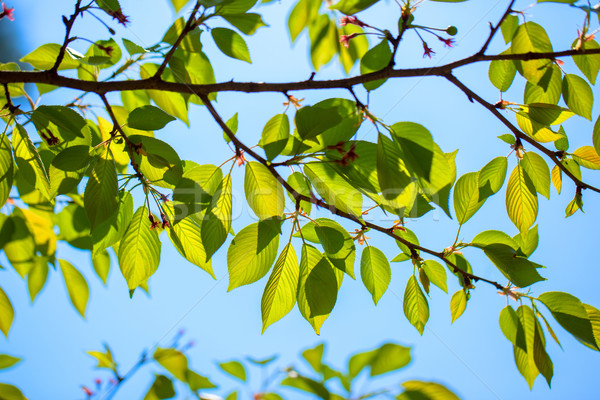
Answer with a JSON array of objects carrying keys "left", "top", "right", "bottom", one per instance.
[
  {"left": 153, "top": 1, "right": 202, "bottom": 79},
  {"left": 49, "top": 0, "right": 83, "bottom": 74},
  {"left": 443, "top": 73, "right": 600, "bottom": 194},
  {"left": 478, "top": 0, "right": 516, "bottom": 55},
  {"left": 1, "top": 48, "right": 598, "bottom": 95},
  {"left": 199, "top": 94, "right": 505, "bottom": 291}
]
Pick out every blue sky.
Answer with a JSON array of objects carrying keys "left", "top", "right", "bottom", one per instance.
[{"left": 1, "top": 0, "right": 600, "bottom": 399}]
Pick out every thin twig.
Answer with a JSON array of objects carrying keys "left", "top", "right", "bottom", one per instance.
[
  {"left": 49, "top": 0, "right": 83, "bottom": 74},
  {"left": 478, "top": 0, "right": 517, "bottom": 55},
  {"left": 153, "top": 1, "right": 202, "bottom": 79}
]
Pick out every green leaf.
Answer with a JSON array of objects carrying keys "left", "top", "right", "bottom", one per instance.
[
  {"left": 154, "top": 348, "right": 188, "bottom": 381},
  {"left": 298, "top": 244, "right": 339, "bottom": 333},
  {"left": 221, "top": 13, "right": 267, "bottom": 35},
  {"left": 524, "top": 65, "right": 562, "bottom": 105},
  {"left": 304, "top": 162, "right": 363, "bottom": 218},
  {"left": 281, "top": 375, "right": 330, "bottom": 400},
  {"left": 211, "top": 27, "right": 251, "bottom": 63},
  {"left": 140, "top": 64, "right": 189, "bottom": 124},
  {"left": 368, "top": 342, "right": 411, "bottom": 377},
  {"left": 144, "top": 374, "right": 175, "bottom": 400},
  {"left": 481, "top": 244, "right": 545, "bottom": 287},
  {"left": 360, "top": 39, "right": 391, "bottom": 91},
  {"left": 499, "top": 305, "right": 526, "bottom": 350},
  {"left": 85, "top": 149, "right": 118, "bottom": 230},
  {"left": 421, "top": 260, "right": 447, "bottom": 293},
  {"left": 360, "top": 246, "right": 391, "bottom": 305},
  {"left": 573, "top": 39, "right": 600, "bottom": 84},
  {"left": 202, "top": 174, "right": 232, "bottom": 261},
  {"left": 260, "top": 114, "right": 289, "bottom": 161},
  {"left": 0, "top": 355, "right": 21, "bottom": 370},
  {"left": 244, "top": 162, "right": 285, "bottom": 220},
  {"left": 511, "top": 22, "right": 553, "bottom": 85},
  {"left": 92, "top": 249, "right": 111, "bottom": 285},
  {"left": 223, "top": 113, "right": 238, "bottom": 143},
  {"left": 0, "top": 135, "right": 13, "bottom": 208},
  {"left": 391, "top": 122, "right": 434, "bottom": 182},
  {"left": 450, "top": 290, "right": 467, "bottom": 323},
  {"left": 331, "top": 0, "right": 379, "bottom": 15},
  {"left": 521, "top": 152, "right": 550, "bottom": 199},
  {"left": 127, "top": 105, "right": 176, "bottom": 131},
  {"left": 87, "top": 345, "right": 117, "bottom": 370},
  {"left": 0, "top": 286, "right": 14, "bottom": 338},
  {"left": 246, "top": 355, "right": 278, "bottom": 366},
  {"left": 227, "top": 220, "right": 280, "bottom": 291},
  {"left": 20, "top": 43, "right": 81, "bottom": 70},
  {"left": 261, "top": 244, "right": 299, "bottom": 332},
  {"left": 49, "top": 145, "right": 91, "bottom": 197},
  {"left": 308, "top": 15, "right": 338, "bottom": 71},
  {"left": 403, "top": 275, "right": 429, "bottom": 335},
  {"left": 0, "top": 383, "right": 27, "bottom": 400},
  {"left": 515, "top": 305, "right": 541, "bottom": 389},
  {"left": 218, "top": 360, "right": 247, "bottom": 382},
  {"left": 513, "top": 225, "right": 539, "bottom": 257},
  {"left": 398, "top": 381, "right": 461, "bottom": 400},
  {"left": 172, "top": 162, "right": 222, "bottom": 219},
  {"left": 489, "top": 50, "right": 517, "bottom": 92},
  {"left": 453, "top": 171, "right": 485, "bottom": 225},
  {"left": 551, "top": 164, "right": 561, "bottom": 194},
  {"left": 295, "top": 104, "right": 342, "bottom": 141},
  {"left": 314, "top": 218, "right": 356, "bottom": 278},
  {"left": 286, "top": 172, "right": 312, "bottom": 214},
  {"left": 92, "top": 191, "right": 134, "bottom": 255},
  {"left": 471, "top": 230, "right": 518, "bottom": 250},
  {"left": 288, "top": 0, "right": 320, "bottom": 42},
  {"left": 3, "top": 210, "right": 35, "bottom": 278},
  {"left": 12, "top": 125, "right": 51, "bottom": 201},
  {"left": 302, "top": 343, "right": 324, "bottom": 372},
  {"left": 478, "top": 156, "right": 508, "bottom": 200},
  {"left": 186, "top": 369, "right": 218, "bottom": 391},
  {"left": 166, "top": 210, "right": 214, "bottom": 278},
  {"left": 59, "top": 259, "right": 89, "bottom": 318},
  {"left": 27, "top": 257, "right": 49, "bottom": 302},
  {"left": 594, "top": 115, "right": 600, "bottom": 157},
  {"left": 500, "top": 14, "right": 519, "bottom": 44},
  {"left": 377, "top": 133, "right": 412, "bottom": 199},
  {"left": 562, "top": 74, "right": 593, "bottom": 120},
  {"left": 122, "top": 38, "right": 147, "bottom": 56},
  {"left": 129, "top": 135, "right": 183, "bottom": 189},
  {"left": 572, "top": 146, "right": 600, "bottom": 170},
  {"left": 506, "top": 164, "right": 538, "bottom": 233},
  {"left": 537, "top": 292, "right": 599, "bottom": 350},
  {"left": 118, "top": 206, "right": 162, "bottom": 290}
]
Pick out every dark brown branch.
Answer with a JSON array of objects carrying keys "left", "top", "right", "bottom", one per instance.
[
  {"left": 444, "top": 73, "right": 600, "bottom": 194},
  {"left": 50, "top": 0, "right": 83, "bottom": 74},
  {"left": 478, "top": 0, "right": 516, "bottom": 55},
  {"left": 199, "top": 94, "right": 505, "bottom": 291},
  {"left": 1, "top": 48, "right": 598, "bottom": 96},
  {"left": 153, "top": 1, "right": 202, "bottom": 79}
]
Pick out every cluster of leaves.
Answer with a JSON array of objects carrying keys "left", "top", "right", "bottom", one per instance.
[
  {"left": 0, "top": 337, "right": 459, "bottom": 400},
  {"left": 1, "top": 0, "right": 600, "bottom": 396}
]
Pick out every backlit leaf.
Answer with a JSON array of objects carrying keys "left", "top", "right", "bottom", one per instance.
[
  {"left": 59, "top": 259, "right": 89, "bottom": 318},
  {"left": 118, "top": 206, "right": 162, "bottom": 290},
  {"left": 360, "top": 246, "right": 391, "bottom": 305},
  {"left": 244, "top": 162, "right": 285, "bottom": 220},
  {"left": 403, "top": 275, "right": 429, "bottom": 335}
]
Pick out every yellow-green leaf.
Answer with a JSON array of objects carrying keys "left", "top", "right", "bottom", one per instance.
[
  {"left": 12, "top": 125, "right": 51, "bottom": 201},
  {"left": 261, "top": 244, "right": 299, "bottom": 333},
  {"left": 360, "top": 246, "right": 391, "bottom": 305},
  {"left": 572, "top": 146, "right": 600, "bottom": 170},
  {"left": 450, "top": 290, "right": 467, "bottom": 323},
  {"left": 0, "top": 287, "right": 14, "bottom": 338},
  {"left": 118, "top": 206, "right": 161, "bottom": 290},
  {"left": 403, "top": 275, "right": 429, "bottom": 335},
  {"left": 59, "top": 259, "right": 89, "bottom": 318},
  {"left": 84, "top": 149, "right": 118, "bottom": 230},
  {"left": 244, "top": 162, "right": 285, "bottom": 220},
  {"left": 506, "top": 164, "right": 538, "bottom": 233},
  {"left": 227, "top": 220, "right": 280, "bottom": 291}
]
